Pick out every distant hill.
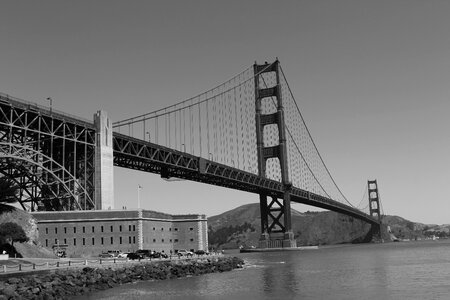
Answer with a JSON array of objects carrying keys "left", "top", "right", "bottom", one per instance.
[
  {"left": 208, "top": 203, "right": 372, "bottom": 249},
  {"left": 207, "top": 203, "right": 448, "bottom": 249},
  {"left": 382, "top": 215, "right": 449, "bottom": 240}
]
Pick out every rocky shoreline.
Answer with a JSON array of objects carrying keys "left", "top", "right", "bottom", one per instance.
[{"left": 0, "top": 256, "right": 244, "bottom": 299}]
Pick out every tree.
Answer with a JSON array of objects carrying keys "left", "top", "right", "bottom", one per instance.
[
  {"left": 0, "top": 222, "right": 28, "bottom": 246},
  {"left": 0, "top": 177, "right": 19, "bottom": 204}
]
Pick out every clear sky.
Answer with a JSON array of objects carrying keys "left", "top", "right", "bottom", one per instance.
[{"left": 1, "top": 0, "right": 449, "bottom": 224}]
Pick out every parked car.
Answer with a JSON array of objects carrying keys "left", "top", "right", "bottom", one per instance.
[
  {"left": 99, "top": 252, "right": 115, "bottom": 258},
  {"left": 127, "top": 252, "right": 144, "bottom": 260},
  {"left": 150, "top": 251, "right": 169, "bottom": 259},
  {"left": 118, "top": 252, "right": 129, "bottom": 258},
  {"left": 194, "top": 250, "right": 209, "bottom": 256},
  {"left": 100, "top": 250, "right": 122, "bottom": 258},
  {"left": 177, "top": 249, "right": 194, "bottom": 257},
  {"left": 135, "top": 249, "right": 152, "bottom": 258},
  {"left": 107, "top": 250, "right": 122, "bottom": 257}
]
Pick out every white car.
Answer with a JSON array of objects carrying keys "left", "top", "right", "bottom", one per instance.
[{"left": 177, "top": 249, "right": 193, "bottom": 257}]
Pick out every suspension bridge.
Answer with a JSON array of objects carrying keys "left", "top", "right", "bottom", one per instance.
[{"left": 0, "top": 60, "right": 382, "bottom": 247}]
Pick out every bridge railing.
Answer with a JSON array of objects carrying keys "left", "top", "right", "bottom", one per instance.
[{"left": 0, "top": 92, "right": 93, "bottom": 126}]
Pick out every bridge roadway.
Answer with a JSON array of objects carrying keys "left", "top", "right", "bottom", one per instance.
[{"left": 113, "top": 132, "right": 379, "bottom": 226}]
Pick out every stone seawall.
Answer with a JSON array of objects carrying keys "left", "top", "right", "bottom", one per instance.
[{"left": 0, "top": 256, "right": 244, "bottom": 299}]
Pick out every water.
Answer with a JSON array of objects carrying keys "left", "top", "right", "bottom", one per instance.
[{"left": 77, "top": 240, "right": 450, "bottom": 300}]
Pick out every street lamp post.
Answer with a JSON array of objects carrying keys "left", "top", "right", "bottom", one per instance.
[
  {"left": 137, "top": 184, "right": 143, "bottom": 208},
  {"left": 46, "top": 97, "right": 53, "bottom": 115},
  {"left": 146, "top": 131, "right": 151, "bottom": 142}
]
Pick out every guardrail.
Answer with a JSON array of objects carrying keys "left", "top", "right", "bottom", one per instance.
[{"left": 1, "top": 253, "right": 223, "bottom": 274}]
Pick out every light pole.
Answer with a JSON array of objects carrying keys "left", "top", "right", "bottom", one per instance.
[
  {"left": 46, "top": 97, "right": 53, "bottom": 115},
  {"left": 146, "top": 131, "right": 151, "bottom": 142},
  {"left": 137, "top": 184, "right": 143, "bottom": 208}
]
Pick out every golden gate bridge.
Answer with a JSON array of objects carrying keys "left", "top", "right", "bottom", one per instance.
[{"left": 0, "top": 59, "right": 382, "bottom": 247}]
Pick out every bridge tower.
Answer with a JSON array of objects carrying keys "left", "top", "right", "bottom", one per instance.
[
  {"left": 254, "top": 60, "right": 296, "bottom": 248},
  {"left": 368, "top": 180, "right": 382, "bottom": 241}
]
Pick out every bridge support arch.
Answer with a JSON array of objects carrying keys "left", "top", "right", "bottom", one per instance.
[
  {"left": 254, "top": 60, "right": 296, "bottom": 248},
  {"left": 0, "top": 142, "right": 94, "bottom": 211}
]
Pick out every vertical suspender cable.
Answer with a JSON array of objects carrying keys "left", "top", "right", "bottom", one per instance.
[{"left": 198, "top": 98, "right": 202, "bottom": 158}]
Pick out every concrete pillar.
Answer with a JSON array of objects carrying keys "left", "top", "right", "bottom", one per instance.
[
  {"left": 197, "top": 214, "right": 208, "bottom": 251},
  {"left": 94, "top": 110, "right": 114, "bottom": 210}
]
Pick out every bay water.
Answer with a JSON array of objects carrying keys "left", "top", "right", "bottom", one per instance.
[{"left": 77, "top": 240, "right": 450, "bottom": 299}]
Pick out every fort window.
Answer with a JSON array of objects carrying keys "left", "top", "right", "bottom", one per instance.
[
  {"left": 45, "top": 239, "right": 48, "bottom": 247},
  {"left": 64, "top": 238, "right": 67, "bottom": 244},
  {"left": 190, "top": 238, "right": 194, "bottom": 242},
  {"left": 45, "top": 228, "right": 48, "bottom": 234},
  {"left": 153, "top": 239, "right": 156, "bottom": 242},
  {"left": 64, "top": 227, "right": 67, "bottom": 234},
  {"left": 153, "top": 227, "right": 155, "bottom": 231},
  {"left": 82, "top": 238, "right": 85, "bottom": 246},
  {"left": 101, "top": 237, "right": 104, "bottom": 245},
  {"left": 170, "top": 239, "right": 172, "bottom": 242},
  {"left": 110, "top": 226, "right": 113, "bottom": 232},
  {"left": 101, "top": 226, "right": 104, "bottom": 233},
  {"left": 129, "top": 225, "right": 131, "bottom": 231},
  {"left": 55, "top": 228, "right": 57, "bottom": 234},
  {"left": 174, "top": 239, "right": 178, "bottom": 243},
  {"left": 119, "top": 237, "right": 122, "bottom": 244},
  {"left": 110, "top": 237, "right": 113, "bottom": 244},
  {"left": 92, "top": 237, "right": 95, "bottom": 245},
  {"left": 129, "top": 236, "right": 131, "bottom": 244},
  {"left": 174, "top": 228, "right": 178, "bottom": 231},
  {"left": 133, "top": 225, "right": 136, "bottom": 231},
  {"left": 74, "top": 238, "right": 76, "bottom": 246},
  {"left": 54, "top": 239, "right": 57, "bottom": 244},
  {"left": 133, "top": 236, "right": 136, "bottom": 243},
  {"left": 161, "top": 228, "right": 164, "bottom": 231},
  {"left": 189, "top": 228, "right": 194, "bottom": 231},
  {"left": 162, "top": 239, "right": 165, "bottom": 243},
  {"left": 83, "top": 227, "right": 85, "bottom": 233},
  {"left": 74, "top": 227, "right": 76, "bottom": 234},
  {"left": 169, "top": 228, "right": 172, "bottom": 231},
  {"left": 92, "top": 226, "right": 95, "bottom": 233},
  {"left": 119, "top": 225, "right": 122, "bottom": 232}
]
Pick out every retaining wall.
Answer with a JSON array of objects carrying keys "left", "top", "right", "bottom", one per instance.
[{"left": 0, "top": 256, "right": 244, "bottom": 299}]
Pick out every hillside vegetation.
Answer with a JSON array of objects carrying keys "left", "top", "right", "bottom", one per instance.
[
  {"left": 208, "top": 203, "right": 373, "bottom": 249},
  {"left": 0, "top": 204, "right": 56, "bottom": 258},
  {"left": 208, "top": 203, "right": 446, "bottom": 249}
]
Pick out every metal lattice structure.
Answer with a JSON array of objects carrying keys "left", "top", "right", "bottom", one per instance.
[{"left": 0, "top": 93, "right": 96, "bottom": 211}]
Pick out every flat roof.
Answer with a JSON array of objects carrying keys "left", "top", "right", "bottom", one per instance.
[{"left": 31, "top": 209, "right": 207, "bottom": 223}]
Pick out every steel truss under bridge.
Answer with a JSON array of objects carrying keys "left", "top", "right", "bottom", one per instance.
[{"left": 0, "top": 94, "right": 96, "bottom": 211}]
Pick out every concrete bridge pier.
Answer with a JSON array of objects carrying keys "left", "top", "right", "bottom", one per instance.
[{"left": 258, "top": 194, "right": 297, "bottom": 249}]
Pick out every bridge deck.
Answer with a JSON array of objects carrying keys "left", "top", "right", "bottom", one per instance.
[{"left": 113, "top": 132, "right": 378, "bottom": 225}]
